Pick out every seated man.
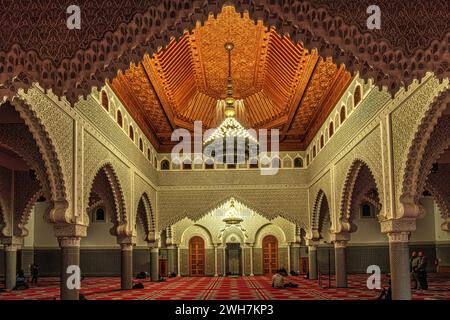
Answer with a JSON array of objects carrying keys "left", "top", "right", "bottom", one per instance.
[
  {"left": 272, "top": 270, "right": 284, "bottom": 288},
  {"left": 13, "top": 270, "right": 29, "bottom": 290}
]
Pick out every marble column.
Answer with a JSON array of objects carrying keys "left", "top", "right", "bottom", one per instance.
[
  {"left": 249, "top": 244, "right": 254, "bottom": 276},
  {"left": 290, "top": 243, "right": 301, "bottom": 274},
  {"left": 223, "top": 246, "right": 227, "bottom": 276},
  {"left": 167, "top": 245, "right": 177, "bottom": 275},
  {"left": 120, "top": 243, "right": 133, "bottom": 290},
  {"left": 214, "top": 245, "right": 218, "bottom": 277},
  {"left": 334, "top": 240, "right": 348, "bottom": 288},
  {"left": 59, "top": 237, "right": 81, "bottom": 300},
  {"left": 4, "top": 244, "right": 18, "bottom": 290},
  {"left": 177, "top": 246, "right": 181, "bottom": 277},
  {"left": 307, "top": 244, "right": 318, "bottom": 280},
  {"left": 150, "top": 247, "right": 159, "bottom": 281},
  {"left": 287, "top": 243, "right": 291, "bottom": 274},
  {"left": 388, "top": 232, "right": 411, "bottom": 300},
  {"left": 241, "top": 244, "right": 245, "bottom": 276}
]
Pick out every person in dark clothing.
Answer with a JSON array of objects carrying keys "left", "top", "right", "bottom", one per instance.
[
  {"left": 31, "top": 264, "right": 39, "bottom": 284},
  {"left": 410, "top": 251, "right": 418, "bottom": 289},
  {"left": 416, "top": 251, "right": 428, "bottom": 290},
  {"left": 13, "top": 270, "right": 29, "bottom": 290},
  {"left": 377, "top": 279, "right": 392, "bottom": 300}
]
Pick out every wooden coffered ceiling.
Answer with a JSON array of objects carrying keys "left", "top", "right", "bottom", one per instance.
[{"left": 110, "top": 6, "right": 351, "bottom": 152}]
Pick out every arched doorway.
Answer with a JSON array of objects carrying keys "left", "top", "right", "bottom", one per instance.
[
  {"left": 262, "top": 235, "right": 278, "bottom": 276},
  {"left": 189, "top": 236, "right": 205, "bottom": 276}
]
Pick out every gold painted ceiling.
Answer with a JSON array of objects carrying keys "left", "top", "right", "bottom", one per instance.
[{"left": 111, "top": 6, "right": 351, "bottom": 152}]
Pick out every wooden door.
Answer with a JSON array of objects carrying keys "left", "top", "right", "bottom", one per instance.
[
  {"left": 263, "top": 235, "right": 278, "bottom": 275},
  {"left": 189, "top": 236, "right": 205, "bottom": 276}
]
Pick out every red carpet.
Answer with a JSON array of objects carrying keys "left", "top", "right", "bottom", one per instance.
[{"left": 1, "top": 274, "right": 449, "bottom": 300}]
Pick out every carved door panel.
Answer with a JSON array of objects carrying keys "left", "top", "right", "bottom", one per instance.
[
  {"left": 263, "top": 235, "right": 278, "bottom": 275},
  {"left": 189, "top": 236, "right": 205, "bottom": 276}
]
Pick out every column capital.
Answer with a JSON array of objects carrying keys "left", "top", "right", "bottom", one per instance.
[
  {"left": 331, "top": 232, "right": 350, "bottom": 246},
  {"left": 306, "top": 239, "right": 320, "bottom": 247},
  {"left": 54, "top": 223, "right": 87, "bottom": 238},
  {"left": 150, "top": 247, "right": 159, "bottom": 254},
  {"left": 380, "top": 218, "right": 416, "bottom": 234},
  {"left": 117, "top": 235, "right": 136, "bottom": 246},
  {"left": 147, "top": 241, "right": 159, "bottom": 249},
  {"left": 387, "top": 231, "right": 410, "bottom": 243},
  {"left": 58, "top": 236, "right": 81, "bottom": 248},
  {"left": 1, "top": 236, "right": 24, "bottom": 248}
]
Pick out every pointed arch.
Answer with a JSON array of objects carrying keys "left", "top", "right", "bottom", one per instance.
[
  {"left": 339, "top": 159, "right": 382, "bottom": 233},
  {"left": 311, "top": 190, "right": 331, "bottom": 239},
  {"left": 86, "top": 162, "right": 127, "bottom": 233},
  {"left": 136, "top": 192, "right": 156, "bottom": 242},
  {"left": 400, "top": 90, "right": 450, "bottom": 218},
  {"left": 6, "top": 98, "right": 69, "bottom": 223}
]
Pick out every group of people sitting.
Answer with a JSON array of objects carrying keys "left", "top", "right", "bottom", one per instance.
[{"left": 271, "top": 268, "right": 299, "bottom": 289}]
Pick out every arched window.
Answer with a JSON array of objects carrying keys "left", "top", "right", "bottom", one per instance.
[
  {"left": 306, "top": 154, "right": 310, "bottom": 166},
  {"left": 271, "top": 157, "right": 280, "bottom": 168},
  {"left": 354, "top": 86, "right": 362, "bottom": 107},
  {"left": 117, "top": 110, "right": 123, "bottom": 128},
  {"left": 160, "top": 159, "right": 170, "bottom": 170},
  {"left": 313, "top": 146, "right": 316, "bottom": 158},
  {"left": 183, "top": 160, "right": 192, "bottom": 170},
  {"left": 294, "top": 157, "right": 303, "bottom": 168},
  {"left": 320, "top": 135, "right": 324, "bottom": 149},
  {"left": 283, "top": 157, "right": 293, "bottom": 168},
  {"left": 139, "top": 138, "right": 143, "bottom": 151},
  {"left": 147, "top": 148, "right": 151, "bottom": 160},
  {"left": 129, "top": 126, "right": 134, "bottom": 141},
  {"left": 93, "top": 208, "right": 106, "bottom": 222},
  {"left": 340, "top": 106, "right": 346, "bottom": 124},
  {"left": 205, "top": 160, "right": 214, "bottom": 170},
  {"left": 154, "top": 157, "right": 157, "bottom": 168},
  {"left": 249, "top": 159, "right": 259, "bottom": 169},
  {"left": 329, "top": 122, "right": 334, "bottom": 138},
  {"left": 101, "top": 90, "right": 109, "bottom": 111}
]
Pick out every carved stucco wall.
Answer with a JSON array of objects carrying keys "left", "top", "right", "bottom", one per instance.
[
  {"left": 17, "top": 87, "right": 75, "bottom": 221},
  {"left": 15, "top": 85, "right": 158, "bottom": 238},
  {"left": 10, "top": 71, "right": 449, "bottom": 247},
  {"left": 158, "top": 187, "right": 308, "bottom": 233},
  {"left": 391, "top": 75, "right": 449, "bottom": 218}
]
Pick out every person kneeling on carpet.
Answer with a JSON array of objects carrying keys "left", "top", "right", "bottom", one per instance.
[
  {"left": 272, "top": 269, "right": 298, "bottom": 289},
  {"left": 13, "top": 270, "right": 29, "bottom": 290}
]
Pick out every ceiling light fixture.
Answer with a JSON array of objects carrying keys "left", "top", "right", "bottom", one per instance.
[{"left": 203, "top": 42, "right": 258, "bottom": 164}]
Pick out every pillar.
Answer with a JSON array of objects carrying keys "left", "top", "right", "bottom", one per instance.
[
  {"left": 287, "top": 243, "right": 291, "bottom": 274},
  {"left": 334, "top": 240, "right": 348, "bottom": 288},
  {"left": 167, "top": 245, "right": 177, "bottom": 276},
  {"left": 249, "top": 244, "right": 254, "bottom": 276},
  {"left": 177, "top": 245, "right": 181, "bottom": 277},
  {"left": 4, "top": 244, "right": 18, "bottom": 290},
  {"left": 223, "top": 246, "right": 227, "bottom": 276},
  {"left": 388, "top": 232, "right": 411, "bottom": 300},
  {"left": 59, "top": 237, "right": 81, "bottom": 300},
  {"left": 241, "top": 244, "right": 245, "bottom": 276},
  {"left": 307, "top": 242, "right": 318, "bottom": 280},
  {"left": 120, "top": 243, "right": 133, "bottom": 290},
  {"left": 290, "top": 243, "right": 300, "bottom": 274},
  {"left": 150, "top": 246, "right": 159, "bottom": 281},
  {"left": 214, "top": 245, "right": 218, "bottom": 277}
]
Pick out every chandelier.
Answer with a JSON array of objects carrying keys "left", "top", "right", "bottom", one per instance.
[
  {"left": 222, "top": 198, "right": 244, "bottom": 225},
  {"left": 203, "top": 42, "right": 258, "bottom": 164}
]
